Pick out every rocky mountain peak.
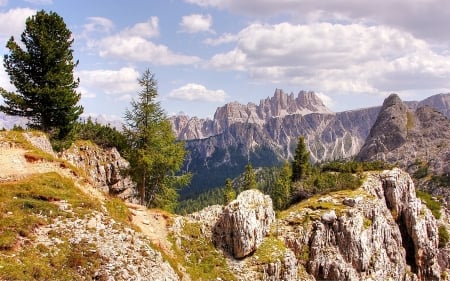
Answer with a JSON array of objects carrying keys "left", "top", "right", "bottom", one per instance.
[
  {"left": 358, "top": 94, "right": 450, "bottom": 175},
  {"left": 357, "top": 94, "right": 409, "bottom": 159},
  {"left": 170, "top": 88, "right": 332, "bottom": 140}
]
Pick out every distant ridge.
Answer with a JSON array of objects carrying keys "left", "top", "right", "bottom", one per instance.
[{"left": 170, "top": 89, "right": 332, "bottom": 140}]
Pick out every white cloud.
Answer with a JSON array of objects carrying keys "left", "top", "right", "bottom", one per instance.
[
  {"left": 168, "top": 83, "right": 227, "bottom": 102},
  {"left": 0, "top": 0, "right": 7, "bottom": 6},
  {"left": 87, "top": 18, "right": 201, "bottom": 65},
  {"left": 315, "top": 92, "right": 333, "bottom": 108},
  {"left": 78, "top": 86, "right": 96, "bottom": 99},
  {"left": 185, "top": 0, "right": 450, "bottom": 42},
  {"left": 208, "top": 22, "right": 450, "bottom": 95},
  {"left": 96, "top": 35, "right": 201, "bottom": 65},
  {"left": 179, "top": 14, "right": 214, "bottom": 33},
  {"left": 83, "top": 17, "right": 114, "bottom": 35},
  {"left": 77, "top": 67, "right": 140, "bottom": 98},
  {"left": 0, "top": 8, "right": 36, "bottom": 40},
  {"left": 204, "top": 33, "right": 237, "bottom": 45},
  {"left": 122, "top": 17, "right": 159, "bottom": 38}
]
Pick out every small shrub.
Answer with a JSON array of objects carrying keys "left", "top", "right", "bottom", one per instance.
[
  {"left": 416, "top": 190, "right": 441, "bottom": 219},
  {"left": 439, "top": 225, "right": 450, "bottom": 248}
]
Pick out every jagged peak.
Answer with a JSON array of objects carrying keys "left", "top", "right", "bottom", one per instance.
[{"left": 382, "top": 93, "right": 403, "bottom": 108}]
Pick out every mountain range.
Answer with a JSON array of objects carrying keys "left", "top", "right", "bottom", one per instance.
[{"left": 170, "top": 90, "right": 450, "bottom": 199}]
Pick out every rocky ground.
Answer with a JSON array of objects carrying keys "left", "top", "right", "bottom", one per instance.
[{"left": 1, "top": 131, "right": 450, "bottom": 281}]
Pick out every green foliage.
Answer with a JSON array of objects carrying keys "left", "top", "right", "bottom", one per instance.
[
  {"left": 416, "top": 190, "right": 442, "bottom": 219},
  {"left": 303, "top": 171, "right": 363, "bottom": 195},
  {"left": 123, "top": 69, "right": 190, "bottom": 210},
  {"left": 75, "top": 118, "right": 129, "bottom": 154},
  {"left": 271, "top": 162, "right": 293, "bottom": 210},
  {"left": 254, "top": 236, "right": 287, "bottom": 264},
  {"left": 439, "top": 225, "right": 450, "bottom": 248},
  {"left": 414, "top": 165, "right": 429, "bottom": 179},
  {"left": 224, "top": 178, "right": 236, "bottom": 204},
  {"left": 320, "top": 160, "right": 394, "bottom": 173},
  {"left": 104, "top": 197, "right": 132, "bottom": 225},
  {"left": 242, "top": 163, "right": 257, "bottom": 191},
  {"left": 0, "top": 10, "right": 83, "bottom": 139},
  {"left": 291, "top": 136, "right": 310, "bottom": 182},
  {"left": 176, "top": 186, "right": 227, "bottom": 214},
  {"left": 0, "top": 172, "right": 103, "bottom": 280},
  {"left": 170, "top": 221, "right": 236, "bottom": 280}
]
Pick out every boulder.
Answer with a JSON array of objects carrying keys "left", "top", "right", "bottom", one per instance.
[{"left": 213, "top": 189, "right": 275, "bottom": 258}]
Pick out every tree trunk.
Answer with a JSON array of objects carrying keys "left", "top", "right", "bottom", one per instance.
[{"left": 140, "top": 169, "right": 146, "bottom": 205}]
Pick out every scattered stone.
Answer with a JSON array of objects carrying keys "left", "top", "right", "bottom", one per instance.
[
  {"left": 321, "top": 210, "right": 337, "bottom": 223},
  {"left": 342, "top": 197, "right": 356, "bottom": 207}
]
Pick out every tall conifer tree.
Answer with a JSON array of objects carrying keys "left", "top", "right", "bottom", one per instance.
[
  {"left": 0, "top": 10, "right": 82, "bottom": 138},
  {"left": 123, "top": 69, "right": 189, "bottom": 211},
  {"left": 291, "top": 136, "right": 311, "bottom": 182}
]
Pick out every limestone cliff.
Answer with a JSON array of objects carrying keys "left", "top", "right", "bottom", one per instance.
[
  {"left": 357, "top": 94, "right": 450, "bottom": 176},
  {"left": 61, "top": 141, "right": 136, "bottom": 201},
  {"left": 174, "top": 169, "right": 449, "bottom": 281}
]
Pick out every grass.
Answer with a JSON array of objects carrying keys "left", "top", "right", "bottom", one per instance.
[
  {"left": 0, "top": 172, "right": 103, "bottom": 280},
  {"left": 253, "top": 236, "right": 287, "bottom": 264},
  {"left": 104, "top": 197, "right": 132, "bottom": 225},
  {"left": 416, "top": 190, "right": 442, "bottom": 219},
  {"left": 169, "top": 220, "right": 237, "bottom": 281},
  {"left": 439, "top": 225, "right": 449, "bottom": 248},
  {"left": 280, "top": 188, "right": 369, "bottom": 221}
]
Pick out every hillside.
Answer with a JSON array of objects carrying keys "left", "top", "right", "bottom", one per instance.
[
  {"left": 1, "top": 130, "right": 450, "bottom": 280},
  {"left": 0, "top": 131, "right": 179, "bottom": 280}
]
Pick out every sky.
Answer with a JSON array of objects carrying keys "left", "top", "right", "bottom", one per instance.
[{"left": 0, "top": 0, "right": 450, "bottom": 120}]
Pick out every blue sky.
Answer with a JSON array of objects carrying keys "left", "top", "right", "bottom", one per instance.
[{"left": 1, "top": 0, "right": 450, "bottom": 120}]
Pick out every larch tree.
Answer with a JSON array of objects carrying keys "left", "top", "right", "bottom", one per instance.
[
  {"left": 123, "top": 69, "right": 190, "bottom": 211},
  {"left": 0, "top": 10, "right": 82, "bottom": 139},
  {"left": 291, "top": 136, "right": 311, "bottom": 182},
  {"left": 224, "top": 178, "right": 236, "bottom": 204},
  {"left": 242, "top": 163, "right": 257, "bottom": 190},
  {"left": 272, "top": 162, "right": 293, "bottom": 210}
]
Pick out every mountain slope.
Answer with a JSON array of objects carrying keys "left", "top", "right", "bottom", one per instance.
[
  {"left": 357, "top": 93, "right": 450, "bottom": 176},
  {"left": 0, "top": 131, "right": 179, "bottom": 280},
  {"left": 173, "top": 91, "right": 450, "bottom": 198}
]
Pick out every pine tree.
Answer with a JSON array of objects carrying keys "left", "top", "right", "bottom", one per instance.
[
  {"left": 291, "top": 136, "right": 311, "bottom": 182},
  {"left": 0, "top": 10, "right": 82, "bottom": 139},
  {"left": 242, "top": 163, "right": 257, "bottom": 190},
  {"left": 272, "top": 162, "right": 293, "bottom": 210},
  {"left": 224, "top": 178, "right": 236, "bottom": 204},
  {"left": 123, "top": 69, "right": 190, "bottom": 211}
]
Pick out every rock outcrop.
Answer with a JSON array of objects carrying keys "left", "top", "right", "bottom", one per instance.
[
  {"left": 168, "top": 168, "right": 448, "bottom": 280},
  {"left": 213, "top": 190, "right": 275, "bottom": 258},
  {"left": 61, "top": 141, "right": 136, "bottom": 201},
  {"left": 357, "top": 94, "right": 450, "bottom": 176},
  {"left": 274, "top": 168, "right": 444, "bottom": 281}
]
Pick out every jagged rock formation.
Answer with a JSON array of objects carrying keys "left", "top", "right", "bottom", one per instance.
[
  {"left": 171, "top": 91, "right": 450, "bottom": 199},
  {"left": 213, "top": 190, "right": 275, "bottom": 258},
  {"left": 170, "top": 89, "right": 332, "bottom": 140},
  {"left": 357, "top": 94, "right": 450, "bottom": 176},
  {"left": 279, "top": 168, "right": 442, "bottom": 281},
  {"left": 407, "top": 93, "right": 450, "bottom": 119},
  {"left": 61, "top": 141, "right": 136, "bottom": 201},
  {"left": 169, "top": 168, "right": 449, "bottom": 280}
]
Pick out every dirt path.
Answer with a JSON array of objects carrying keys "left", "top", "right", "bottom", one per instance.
[
  {"left": 0, "top": 142, "right": 186, "bottom": 278},
  {"left": 127, "top": 203, "right": 173, "bottom": 253},
  {"left": 0, "top": 148, "right": 56, "bottom": 181}
]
